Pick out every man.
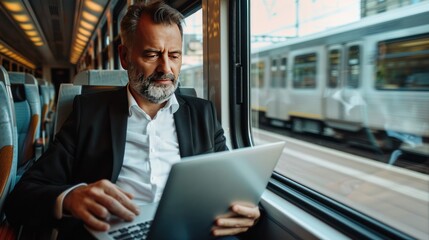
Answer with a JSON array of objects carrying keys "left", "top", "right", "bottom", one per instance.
[{"left": 5, "top": 1, "right": 260, "bottom": 239}]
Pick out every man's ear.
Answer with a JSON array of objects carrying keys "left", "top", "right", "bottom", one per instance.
[{"left": 118, "top": 44, "right": 128, "bottom": 69}]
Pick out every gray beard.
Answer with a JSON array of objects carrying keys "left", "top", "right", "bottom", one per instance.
[{"left": 128, "top": 64, "right": 179, "bottom": 104}]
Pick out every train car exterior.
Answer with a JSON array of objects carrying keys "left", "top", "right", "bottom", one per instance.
[{"left": 248, "top": 6, "right": 429, "bottom": 154}]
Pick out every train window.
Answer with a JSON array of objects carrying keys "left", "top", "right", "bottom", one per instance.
[
  {"left": 346, "top": 45, "right": 360, "bottom": 88},
  {"left": 180, "top": 9, "right": 203, "bottom": 97},
  {"left": 270, "top": 59, "right": 279, "bottom": 87},
  {"left": 249, "top": 0, "right": 428, "bottom": 238},
  {"left": 2, "top": 59, "right": 10, "bottom": 71},
  {"left": 101, "top": 21, "right": 110, "bottom": 69},
  {"left": 11, "top": 62, "right": 17, "bottom": 71},
  {"left": 375, "top": 34, "right": 429, "bottom": 91},
  {"left": 94, "top": 36, "right": 99, "bottom": 69},
  {"left": 266, "top": 57, "right": 287, "bottom": 88},
  {"left": 280, "top": 57, "right": 287, "bottom": 87},
  {"left": 112, "top": 1, "right": 127, "bottom": 70},
  {"left": 328, "top": 49, "right": 341, "bottom": 88},
  {"left": 293, "top": 53, "right": 316, "bottom": 88},
  {"left": 250, "top": 61, "right": 265, "bottom": 88}
]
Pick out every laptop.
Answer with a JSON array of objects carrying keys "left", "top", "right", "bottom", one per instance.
[{"left": 87, "top": 141, "right": 285, "bottom": 240}]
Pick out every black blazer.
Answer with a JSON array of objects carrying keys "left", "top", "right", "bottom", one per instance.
[{"left": 5, "top": 87, "right": 227, "bottom": 235}]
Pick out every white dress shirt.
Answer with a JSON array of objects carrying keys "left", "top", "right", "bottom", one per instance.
[
  {"left": 116, "top": 87, "right": 181, "bottom": 204},
  {"left": 55, "top": 86, "right": 181, "bottom": 218}
]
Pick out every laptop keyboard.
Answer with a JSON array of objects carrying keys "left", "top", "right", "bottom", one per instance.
[{"left": 108, "top": 220, "right": 152, "bottom": 240}]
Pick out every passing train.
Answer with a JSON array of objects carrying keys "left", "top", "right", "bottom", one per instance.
[
  {"left": 0, "top": 0, "right": 428, "bottom": 240},
  {"left": 181, "top": 6, "right": 429, "bottom": 156}
]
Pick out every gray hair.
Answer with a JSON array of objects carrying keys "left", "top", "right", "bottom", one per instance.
[{"left": 120, "top": 0, "right": 184, "bottom": 48}]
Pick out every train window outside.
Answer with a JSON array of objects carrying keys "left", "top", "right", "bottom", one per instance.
[
  {"left": 328, "top": 49, "right": 341, "bottom": 88},
  {"left": 249, "top": 0, "right": 429, "bottom": 238},
  {"left": 375, "top": 34, "right": 429, "bottom": 91},
  {"left": 179, "top": 9, "right": 203, "bottom": 98},
  {"left": 292, "top": 53, "right": 316, "bottom": 88}
]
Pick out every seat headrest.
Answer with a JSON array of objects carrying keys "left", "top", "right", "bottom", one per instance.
[
  {"left": 11, "top": 84, "right": 26, "bottom": 102},
  {"left": 73, "top": 70, "right": 128, "bottom": 86}
]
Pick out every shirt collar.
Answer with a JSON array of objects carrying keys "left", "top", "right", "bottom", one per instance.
[{"left": 126, "top": 84, "right": 179, "bottom": 116}]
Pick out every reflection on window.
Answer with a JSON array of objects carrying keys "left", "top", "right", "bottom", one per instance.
[
  {"left": 376, "top": 34, "right": 429, "bottom": 91},
  {"left": 293, "top": 53, "right": 316, "bottom": 88}
]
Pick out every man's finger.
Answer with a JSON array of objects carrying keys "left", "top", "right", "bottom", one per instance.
[
  {"left": 231, "top": 204, "right": 260, "bottom": 219},
  {"left": 103, "top": 185, "right": 140, "bottom": 215},
  {"left": 211, "top": 226, "right": 249, "bottom": 236},
  {"left": 96, "top": 194, "right": 137, "bottom": 222},
  {"left": 215, "top": 217, "right": 255, "bottom": 228},
  {"left": 81, "top": 210, "right": 110, "bottom": 232}
]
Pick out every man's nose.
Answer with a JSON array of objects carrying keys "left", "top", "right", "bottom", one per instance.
[{"left": 156, "top": 55, "right": 172, "bottom": 74}]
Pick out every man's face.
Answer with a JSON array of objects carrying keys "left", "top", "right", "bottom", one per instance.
[{"left": 120, "top": 15, "right": 182, "bottom": 104}]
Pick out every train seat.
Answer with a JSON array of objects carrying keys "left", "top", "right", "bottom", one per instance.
[
  {"left": 0, "top": 67, "right": 17, "bottom": 191},
  {"left": 73, "top": 69, "right": 128, "bottom": 86},
  {"left": 177, "top": 87, "right": 197, "bottom": 97},
  {"left": 36, "top": 78, "right": 54, "bottom": 148},
  {"left": 53, "top": 84, "right": 122, "bottom": 138},
  {"left": 0, "top": 67, "right": 17, "bottom": 221},
  {"left": 54, "top": 81, "right": 198, "bottom": 139},
  {"left": 8, "top": 72, "right": 42, "bottom": 178}
]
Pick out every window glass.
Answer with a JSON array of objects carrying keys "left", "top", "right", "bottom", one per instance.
[
  {"left": 270, "top": 59, "right": 278, "bottom": 87},
  {"left": 280, "top": 57, "right": 287, "bottom": 87},
  {"left": 179, "top": 9, "right": 204, "bottom": 98},
  {"left": 250, "top": 0, "right": 429, "bottom": 238},
  {"left": 375, "top": 34, "right": 429, "bottom": 90},
  {"left": 328, "top": 49, "right": 341, "bottom": 88},
  {"left": 11, "top": 62, "right": 17, "bottom": 71},
  {"left": 2, "top": 59, "right": 10, "bottom": 71},
  {"left": 101, "top": 21, "right": 110, "bottom": 69},
  {"left": 293, "top": 53, "right": 316, "bottom": 88},
  {"left": 94, "top": 36, "right": 99, "bottom": 69},
  {"left": 347, "top": 45, "right": 360, "bottom": 88}
]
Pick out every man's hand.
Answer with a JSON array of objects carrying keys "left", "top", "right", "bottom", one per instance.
[
  {"left": 211, "top": 202, "right": 261, "bottom": 237},
  {"left": 63, "top": 179, "right": 140, "bottom": 231}
]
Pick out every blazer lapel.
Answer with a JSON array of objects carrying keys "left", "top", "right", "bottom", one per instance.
[
  {"left": 174, "top": 95, "right": 194, "bottom": 157},
  {"left": 109, "top": 87, "right": 128, "bottom": 182}
]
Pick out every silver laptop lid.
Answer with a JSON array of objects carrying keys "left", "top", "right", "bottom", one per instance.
[{"left": 147, "top": 141, "right": 285, "bottom": 240}]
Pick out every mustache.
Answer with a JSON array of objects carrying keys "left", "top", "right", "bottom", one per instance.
[{"left": 145, "top": 72, "right": 175, "bottom": 82}]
